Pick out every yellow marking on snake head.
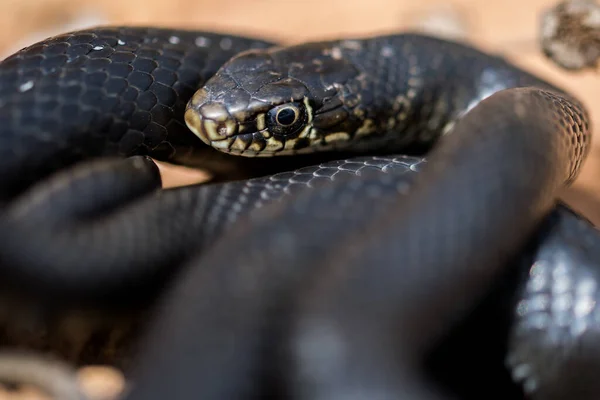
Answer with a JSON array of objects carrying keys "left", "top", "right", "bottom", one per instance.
[
  {"left": 184, "top": 109, "right": 204, "bottom": 139},
  {"left": 249, "top": 141, "right": 265, "bottom": 153},
  {"left": 224, "top": 119, "right": 237, "bottom": 136},
  {"left": 256, "top": 113, "right": 266, "bottom": 130},
  {"left": 201, "top": 120, "right": 224, "bottom": 141},
  {"left": 230, "top": 136, "right": 250, "bottom": 153},
  {"left": 212, "top": 139, "right": 233, "bottom": 150},
  {"left": 324, "top": 132, "right": 351, "bottom": 144},
  {"left": 265, "top": 136, "right": 284, "bottom": 152},
  {"left": 303, "top": 96, "right": 314, "bottom": 123},
  {"left": 355, "top": 119, "right": 375, "bottom": 137},
  {"left": 284, "top": 138, "right": 299, "bottom": 150}
]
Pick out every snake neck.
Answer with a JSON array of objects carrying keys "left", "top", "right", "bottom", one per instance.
[{"left": 309, "top": 33, "right": 571, "bottom": 154}]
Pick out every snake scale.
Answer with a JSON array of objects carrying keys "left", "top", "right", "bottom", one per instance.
[{"left": 0, "top": 22, "right": 598, "bottom": 400}]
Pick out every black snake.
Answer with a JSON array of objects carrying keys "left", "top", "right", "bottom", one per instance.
[{"left": 0, "top": 22, "right": 597, "bottom": 400}]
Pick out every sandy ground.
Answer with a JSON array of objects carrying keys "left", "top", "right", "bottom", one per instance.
[{"left": 0, "top": 0, "right": 599, "bottom": 399}]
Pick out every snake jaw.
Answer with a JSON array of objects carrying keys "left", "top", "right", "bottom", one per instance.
[
  {"left": 185, "top": 92, "right": 272, "bottom": 156},
  {"left": 185, "top": 99, "right": 274, "bottom": 156}
]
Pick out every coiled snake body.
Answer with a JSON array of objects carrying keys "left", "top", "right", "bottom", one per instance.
[{"left": 0, "top": 26, "right": 598, "bottom": 399}]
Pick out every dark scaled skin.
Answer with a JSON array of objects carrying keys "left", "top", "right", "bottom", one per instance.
[
  {"left": 185, "top": 33, "right": 567, "bottom": 157},
  {"left": 0, "top": 152, "right": 428, "bottom": 368},
  {"left": 124, "top": 87, "right": 592, "bottom": 400},
  {"left": 0, "top": 27, "right": 597, "bottom": 400},
  {"left": 0, "top": 26, "right": 273, "bottom": 200}
]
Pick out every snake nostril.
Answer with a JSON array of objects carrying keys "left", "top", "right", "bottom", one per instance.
[
  {"left": 199, "top": 119, "right": 238, "bottom": 141},
  {"left": 217, "top": 124, "right": 228, "bottom": 136},
  {"left": 217, "top": 121, "right": 237, "bottom": 137}
]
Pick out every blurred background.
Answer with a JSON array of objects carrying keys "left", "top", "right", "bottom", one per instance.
[{"left": 0, "top": 0, "right": 599, "bottom": 398}]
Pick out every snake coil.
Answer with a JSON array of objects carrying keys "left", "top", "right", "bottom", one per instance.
[{"left": 0, "top": 25, "right": 597, "bottom": 400}]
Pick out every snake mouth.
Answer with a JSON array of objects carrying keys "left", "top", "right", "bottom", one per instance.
[
  {"left": 184, "top": 105, "right": 269, "bottom": 156},
  {"left": 184, "top": 104, "right": 275, "bottom": 157}
]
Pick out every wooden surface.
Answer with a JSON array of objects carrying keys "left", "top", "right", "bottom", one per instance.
[{"left": 0, "top": 1, "right": 599, "bottom": 399}]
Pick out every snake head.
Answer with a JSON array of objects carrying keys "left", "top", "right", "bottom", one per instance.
[{"left": 185, "top": 43, "right": 363, "bottom": 156}]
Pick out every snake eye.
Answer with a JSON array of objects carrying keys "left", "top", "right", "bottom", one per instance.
[
  {"left": 267, "top": 102, "right": 307, "bottom": 137},
  {"left": 276, "top": 107, "right": 298, "bottom": 126}
]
